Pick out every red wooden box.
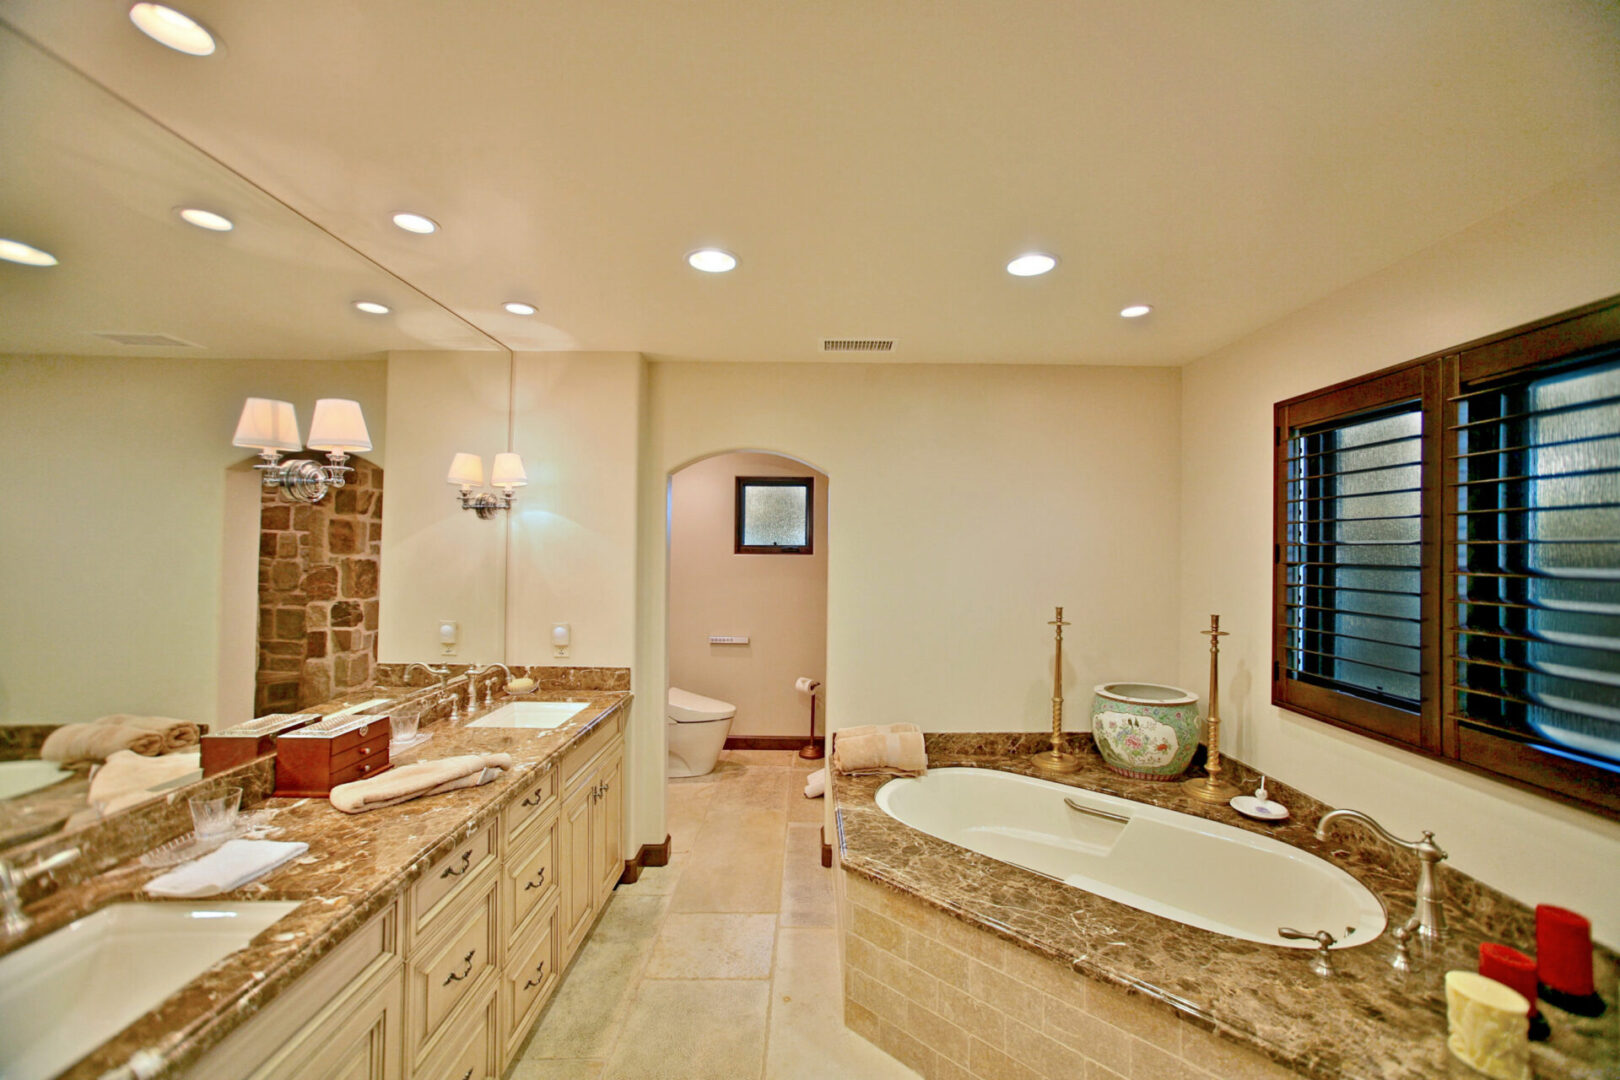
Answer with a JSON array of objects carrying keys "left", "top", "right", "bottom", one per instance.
[
  {"left": 274, "top": 713, "right": 392, "bottom": 797},
  {"left": 200, "top": 713, "right": 321, "bottom": 777}
]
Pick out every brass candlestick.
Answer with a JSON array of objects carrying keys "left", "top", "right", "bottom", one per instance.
[
  {"left": 1030, "top": 606, "right": 1083, "bottom": 774},
  {"left": 1183, "top": 614, "right": 1240, "bottom": 802}
]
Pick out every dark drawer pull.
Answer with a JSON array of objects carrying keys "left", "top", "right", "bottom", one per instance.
[
  {"left": 523, "top": 960, "right": 547, "bottom": 990},
  {"left": 523, "top": 867, "right": 546, "bottom": 891},
  {"left": 440, "top": 850, "right": 472, "bottom": 878},
  {"left": 521, "top": 787, "right": 547, "bottom": 807},
  {"left": 442, "top": 949, "right": 475, "bottom": 985}
]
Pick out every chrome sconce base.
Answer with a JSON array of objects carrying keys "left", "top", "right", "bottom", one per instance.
[
  {"left": 458, "top": 489, "right": 517, "bottom": 519},
  {"left": 256, "top": 451, "right": 352, "bottom": 504}
]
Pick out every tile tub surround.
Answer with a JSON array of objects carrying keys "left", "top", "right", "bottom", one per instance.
[
  {"left": 0, "top": 688, "right": 630, "bottom": 1080},
  {"left": 833, "top": 735, "right": 1617, "bottom": 1080}
]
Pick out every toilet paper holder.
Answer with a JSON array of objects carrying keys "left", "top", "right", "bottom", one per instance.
[{"left": 796, "top": 678, "right": 824, "bottom": 760}]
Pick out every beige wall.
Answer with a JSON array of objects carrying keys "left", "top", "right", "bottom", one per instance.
[
  {"left": 377, "top": 350, "right": 509, "bottom": 665},
  {"left": 628, "top": 361, "right": 1183, "bottom": 849},
  {"left": 506, "top": 352, "right": 643, "bottom": 666},
  {"left": 0, "top": 353, "right": 387, "bottom": 727},
  {"left": 1177, "top": 162, "right": 1620, "bottom": 946},
  {"left": 668, "top": 452, "right": 828, "bottom": 739}
]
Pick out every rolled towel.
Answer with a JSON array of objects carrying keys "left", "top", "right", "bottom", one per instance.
[
  {"left": 89, "top": 750, "right": 203, "bottom": 815},
  {"left": 833, "top": 727, "right": 927, "bottom": 776},
  {"left": 833, "top": 723, "right": 918, "bottom": 742},
  {"left": 93, "top": 714, "right": 203, "bottom": 751},
  {"left": 803, "top": 768, "right": 826, "bottom": 799},
  {"left": 330, "top": 752, "right": 514, "bottom": 814},
  {"left": 41, "top": 723, "right": 164, "bottom": 767},
  {"left": 145, "top": 839, "right": 309, "bottom": 898}
]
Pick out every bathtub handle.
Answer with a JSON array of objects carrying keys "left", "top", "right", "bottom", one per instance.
[{"left": 1063, "top": 798, "right": 1130, "bottom": 825}]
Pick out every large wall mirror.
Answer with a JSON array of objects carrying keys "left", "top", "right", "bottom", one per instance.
[{"left": 0, "top": 22, "right": 508, "bottom": 848}]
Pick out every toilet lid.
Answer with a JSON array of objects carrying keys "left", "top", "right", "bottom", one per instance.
[{"left": 668, "top": 687, "right": 736, "bottom": 723}]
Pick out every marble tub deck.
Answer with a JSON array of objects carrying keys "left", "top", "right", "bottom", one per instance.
[
  {"left": 4, "top": 688, "right": 630, "bottom": 1080},
  {"left": 833, "top": 734, "right": 1617, "bottom": 1080}
]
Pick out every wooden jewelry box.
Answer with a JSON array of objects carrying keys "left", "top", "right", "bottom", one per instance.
[
  {"left": 274, "top": 712, "right": 392, "bottom": 796},
  {"left": 200, "top": 713, "right": 321, "bottom": 776}
]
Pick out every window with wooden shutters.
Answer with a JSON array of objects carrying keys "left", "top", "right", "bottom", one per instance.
[
  {"left": 1273, "top": 295, "right": 1620, "bottom": 819},
  {"left": 1274, "top": 364, "right": 1440, "bottom": 750}
]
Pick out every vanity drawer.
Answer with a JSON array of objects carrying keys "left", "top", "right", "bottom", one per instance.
[
  {"left": 416, "top": 973, "right": 497, "bottom": 1080},
  {"left": 560, "top": 710, "right": 622, "bottom": 793},
  {"left": 409, "top": 881, "right": 498, "bottom": 1061},
  {"left": 412, "top": 822, "right": 497, "bottom": 934},
  {"left": 501, "top": 766, "right": 557, "bottom": 845},
  {"left": 503, "top": 816, "right": 557, "bottom": 932},
  {"left": 329, "top": 718, "right": 389, "bottom": 752},
  {"left": 501, "top": 900, "right": 559, "bottom": 1064}
]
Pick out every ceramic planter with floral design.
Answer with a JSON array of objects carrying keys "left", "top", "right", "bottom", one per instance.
[{"left": 1090, "top": 682, "right": 1200, "bottom": 780}]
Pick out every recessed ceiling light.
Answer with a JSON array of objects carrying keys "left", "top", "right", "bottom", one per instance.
[
  {"left": 353, "top": 301, "right": 390, "bottom": 315},
  {"left": 0, "top": 238, "right": 58, "bottom": 267},
  {"left": 391, "top": 212, "right": 438, "bottom": 235},
  {"left": 128, "top": 3, "right": 217, "bottom": 56},
  {"left": 503, "top": 302, "right": 537, "bottom": 316},
  {"left": 1120, "top": 304, "right": 1154, "bottom": 318},
  {"left": 687, "top": 248, "right": 738, "bottom": 273},
  {"left": 1006, "top": 253, "right": 1058, "bottom": 277},
  {"left": 177, "top": 207, "right": 234, "bottom": 232}
]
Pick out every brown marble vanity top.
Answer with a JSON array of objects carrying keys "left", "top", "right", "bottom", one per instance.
[
  {"left": 833, "top": 733, "right": 1618, "bottom": 1080},
  {"left": 4, "top": 687, "right": 631, "bottom": 1080}
]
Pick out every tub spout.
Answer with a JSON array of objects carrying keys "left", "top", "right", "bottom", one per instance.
[{"left": 1316, "top": 809, "right": 1446, "bottom": 942}]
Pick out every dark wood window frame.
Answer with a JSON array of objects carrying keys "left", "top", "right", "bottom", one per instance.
[
  {"left": 734, "top": 476, "right": 814, "bottom": 555},
  {"left": 1272, "top": 295, "right": 1620, "bottom": 819}
]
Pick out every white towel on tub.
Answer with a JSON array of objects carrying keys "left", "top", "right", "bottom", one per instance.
[{"left": 145, "top": 839, "right": 308, "bottom": 898}]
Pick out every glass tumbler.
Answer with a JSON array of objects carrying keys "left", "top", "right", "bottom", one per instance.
[{"left": 189, "top": 786, "right": 242, "bottom": 841}]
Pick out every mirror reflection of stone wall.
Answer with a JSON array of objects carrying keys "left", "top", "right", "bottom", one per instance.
[{"left": 255, "top": 456, "right": 384, "bottom": 714}]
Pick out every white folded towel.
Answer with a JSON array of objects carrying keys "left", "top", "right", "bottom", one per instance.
[
  {"left": 803, "top": 768, "right": 825, "bottom": 799},
  {"left": 329, "top": 753, "right": 513, "bottom": 814},
  {"left": 145, "top": 839, "right": 309, "bottom": 898}
]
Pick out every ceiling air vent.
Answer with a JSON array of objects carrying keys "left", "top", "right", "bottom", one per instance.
[
  {"left": 93, "top": 332, "right": 201, "bottom": 348},
  {"left": 822, "top": 338, "right": 894, "bottom": 353}
]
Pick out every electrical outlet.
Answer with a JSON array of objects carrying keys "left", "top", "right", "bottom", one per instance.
[{"left": 553, "top": 644, "right": 570, "bottom": 658}]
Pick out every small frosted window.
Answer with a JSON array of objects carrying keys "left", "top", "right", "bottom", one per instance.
[{"left": 736, "top": 477, "right": 813, "bottom": 553}]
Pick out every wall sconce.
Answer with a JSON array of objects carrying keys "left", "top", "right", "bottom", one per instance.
[
  {"left": 448, "top": 451, "right": 527, "bottom": 518},
  {"left": 232, "top": 397, "right": 372, "bottom": 504}
]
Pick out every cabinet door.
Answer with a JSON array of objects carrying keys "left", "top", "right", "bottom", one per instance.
[
  {"left": 593, "top": 753, "right": 624, "bottom": 908},
  {"left": 559, "top": 782, "right": 596, "bottom": 960},
  {"left": 244, "top": 962, "right": 403, "bottom": 1080}
]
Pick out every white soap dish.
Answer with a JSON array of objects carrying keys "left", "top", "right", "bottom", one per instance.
[{"left": 1229, "top": 795, "right": 1289, "bottom": 821}]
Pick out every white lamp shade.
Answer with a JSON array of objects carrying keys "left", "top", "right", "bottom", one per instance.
[
  {"left": 447, "top": 452, "right": 484, "bottom": 487},
  {"left": 307, "top": 398, "right": 372, "bottom": 453},
  {"left": 232, "top": 398, "right": 301, "bottom": 452},
  {"left": 491, "top": 452, "right": 528, "bottom": 488}
]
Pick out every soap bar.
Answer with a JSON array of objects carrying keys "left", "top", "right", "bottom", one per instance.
[
  {"left": 506, "top": 677, "right": 536, "bottom": 693},
  {"left": 1445, "top": 970, "right": 1530, "bottom": 1080}
]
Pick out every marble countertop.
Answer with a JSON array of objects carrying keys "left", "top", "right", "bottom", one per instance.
[
  {"left": 832, "top": 734, "right": 1618, "bottom": 1080},
  {"left": 5, "top": 687, "right": 631, "bottom": 1080}
]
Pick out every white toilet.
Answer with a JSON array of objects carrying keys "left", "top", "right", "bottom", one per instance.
[{"left": 667, "top": 687, "right": 736, "bottom": 777}]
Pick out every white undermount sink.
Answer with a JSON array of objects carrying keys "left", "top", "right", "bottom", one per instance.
[
  {"left": 0, "top": 900, "right": 300, "bottom": 1080},
  {"left": 467, "top": 701, "right": 590, "bottom": 730},
  {"left": 0, "top": 760, "right": 72, "bottom": 800}
]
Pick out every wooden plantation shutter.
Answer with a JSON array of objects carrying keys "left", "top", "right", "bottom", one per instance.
[{"left": 1446, "top": 305, "right": 1620, "bottom": 813}]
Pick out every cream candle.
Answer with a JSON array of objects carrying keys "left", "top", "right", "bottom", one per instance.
[{"left": 1445, "top": 970, "right": 1531, "bottom": 1080}]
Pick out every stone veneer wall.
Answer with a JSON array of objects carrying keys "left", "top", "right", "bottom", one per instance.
[
  {"left": 255, "top": 457, "right": 382, "bottom": 715},
  {"left": 839, "top": 870, "right": 1298, "bottom": 1080}
]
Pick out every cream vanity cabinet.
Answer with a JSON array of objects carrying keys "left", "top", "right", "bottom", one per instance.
[
  {"left": 184, "top": 708, "right": 624, "bottom": 1080},
  {"left": 557, "top": 719, "right": 624, "bottom": 963}
]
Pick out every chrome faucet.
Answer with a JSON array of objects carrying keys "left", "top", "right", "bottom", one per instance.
[
  {"left": 474, "top": 663, "right": 515, "bottom": 707},
  {"left": 1, "top": 847, "right": 80, "bottom": 936},
  {"left": 1316, "top": 809, "right": 1447, "bottom": 942},
  {"left": 402, "top": 662, "right": 443, "bottom": 687}
]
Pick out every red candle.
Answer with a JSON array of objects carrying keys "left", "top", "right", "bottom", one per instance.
[
  {"left": 1536, "top": 904, "right": 1595, "bottom": 998},
  {"left": 1479, "top": 943, "right": 1539, "bottom": 1016}
]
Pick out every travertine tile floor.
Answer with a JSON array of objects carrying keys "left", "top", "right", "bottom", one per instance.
[{"left": 510, "top": 750, "right": 919, "bottom": 1080}]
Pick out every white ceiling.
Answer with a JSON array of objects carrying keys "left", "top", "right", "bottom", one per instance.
[{"left": 3, "top": 0, "right": 1618, "bottom": 364}]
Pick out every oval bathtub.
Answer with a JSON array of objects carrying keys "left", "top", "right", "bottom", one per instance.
[{"left": 875, "top": 768, "right": 1385, "bottom": 949}]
